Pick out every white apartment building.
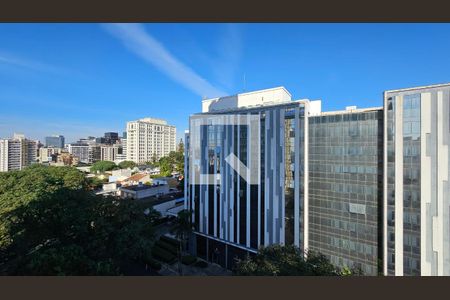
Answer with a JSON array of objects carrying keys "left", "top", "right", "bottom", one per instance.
[
  {"left": 38, "top": 147, "right": 63, "bottom": 163},
  {"left": 100, "top": 144, "right": 122, "bottom": 162},
  {"left": 116, "top": 138, "right": 127, "bottom": 161},
  {"left": 68, "top": 143, "right": 90, "bottom": 164},
  {"left": 126, "top": 117, "right": 176, "bottom": 163},
  {"left": 0, "top": 133, "right": 37, "bottom": 172}
]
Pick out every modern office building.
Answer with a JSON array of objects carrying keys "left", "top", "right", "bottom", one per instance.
[
  {"left": 186, "top": 87, "right": 321, "bottom": 269},
  {"left": 96, "top": 132, "right": 119, "bottom": 145},
  {"left": 104, "top": 132, "right": 119, "bottom": 144},
  {"left": 383, "top": 83, "right": 450, "bottom": 276},
  {"left": 0, "top": 133, "right": 37, "bottom": 172},
  {"left": 308, "top": 107, "right": 383, "bottom": 275},
  {"left": 126, "top": 117, "right": 176, "bottom": 163},
  {"left": 186, "top": 83, "right": 450, "bottom": 276},
  {"left": 45, "top": 135, "right": 65, "bottom": 148}
]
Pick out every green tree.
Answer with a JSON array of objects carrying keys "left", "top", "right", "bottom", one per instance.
[
  {"left": 0, "top": 165, "right": 155, "bottom": 275},
  {"left": 171, "top": 209, "right": 193, "bottom": 275},
  {"left": 233, "top": 245, "right": 358, "bottom": 276},
  {"left": 87, "top": 176, "right": 107, "bottom": 190},
  {"left": 177, "top": 139, "right": 184, "bottom": 153},
  {"left": 150, "top": 155, "right": 159, "bottom": 167},
  {"left": 158, "top": 156, "right": 173, "bottom": 177},
  {"left": 168, "top": 151, "right": 184, "bottom": 175},
  {"left": 118, "top": 160, "right": 137, "bottom": 169},
  {"left": 90, "top": 161, "right": 117, "bottom": 173}
]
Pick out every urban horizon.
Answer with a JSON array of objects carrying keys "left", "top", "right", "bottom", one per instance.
[
  {"left": 2, "top": 24, "right": 450, "bottom": 143},
  {"left": 2, "top": 23, "right": 450, "bottom": 277}
]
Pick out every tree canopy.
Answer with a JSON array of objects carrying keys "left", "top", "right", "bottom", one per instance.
[
  {"left": 0, "top": 165, "right": 155, "bottom": 275},
  {"left": 90, "top": 160, "right": 118, "bottom": 173},
  {"left": 158, "top": 150, "right": 184, "bottom": 177},
  {"left": 118, "top": 160, "right": 137, "bottom": 170},
  {"left": 233, "top": 245, "right": 362, "bottom": 276}
]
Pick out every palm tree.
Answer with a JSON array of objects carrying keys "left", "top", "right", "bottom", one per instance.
[{"left": 171, "top": 209, "right": 193, "bottom": 275}]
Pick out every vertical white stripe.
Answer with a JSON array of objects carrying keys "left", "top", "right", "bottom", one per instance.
[
  {"left": 258, "top": 111, "right": 262, "bottom": 247},
  {"left": 420, "top": 92, "right": 432, "bottom": 275},
  {"left": 383, "top": 92, "right": 389, "bottom": 275},
  {"left": 436, "top": 91, "right": 446, "bottom": 275},
  {"left": 237, "top": 118, "right": 240, "bottom": 243},
  {"left": 280, "top": 109, "right": 286, "bottom": 245},
  {"left": 272, "top": 110, "right": 277, "bottom": 243},
  {"left": 395, "top": 95, "right": 404, "bottom": 276},
  {"left": 264, "top": 113, "right": 269, "bottom": 246},
  {"left": 294, "top": 107, "right": 299, "bottom": 247},
  {"left": 230, "top": 115, "right": 235, "bottom": 243},
  {"left": 303, "top": 103, "right": 309, "bottom": 253},
  {"left": 246, "top": 113, "right": 251, "bottom": 248}
]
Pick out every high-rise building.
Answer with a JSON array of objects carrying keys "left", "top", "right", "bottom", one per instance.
[
  {"left": 185, "top": 83, "right": 450, "bottom": 276},
  {"left": 68, "top": 143, "right": 90, "bottom": 164},
  {"left": 100, "top": 144, "right": 122, "bottom": 162},
  {"left": 116, "top": 138, "right": 127, "bottom": 162},
  {"left": 308, "top": 107, "right": 383, "bottom": 275},
  {"left": 126, "top": 117, "right": 176, "bottom": 163},
  {"left": 186, "top": 87, "right": 316, "bottom": 268},
  {"left": 38, "top": 147, "right": 63, "bottom": 163},
  {"left": 0, "top": 133, "right": 37, "bottom": 172},
  {"left": 384, "top": 83, "right": 450, "bottom": 276},
  {"left": 45, "top": 135, "right": 65, "bottom": 148},
  {"left": 96, "top": 132, "right": 119, "bottom": 145},
  {"left": 104, "top": 132, "right": 119, "bottom": 144}
]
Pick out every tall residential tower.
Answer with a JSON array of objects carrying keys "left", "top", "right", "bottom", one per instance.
[
  {"left": 0, "top": 133, "right": 37, "bottom": 172},
  {"left": 126, "top": 117, "right": 176, "bottom": 164}
]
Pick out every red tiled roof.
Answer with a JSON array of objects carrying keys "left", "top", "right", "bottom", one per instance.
[{"left": 126, "top": 173, "right": 148, "bottom": 182}]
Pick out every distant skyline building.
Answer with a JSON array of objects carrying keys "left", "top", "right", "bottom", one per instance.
[
  {"left": 104, "top": 132, "right": 119, "bottom": 144},
  {"left": 0, "top": 133, "right": 37, "bottom": 172},
  {"left": 96, "top": 132, "right": 119, "bottom": 145},
  {"left": 100, "top": 144, "right": 122, "bottom": 162},
  {"left": 67, "top": 143, "right": 90, "bottom": 164},
  {"left": 126, "top": 117, "right": 176, "bottom": 163},
  {"left": 67, "top": 141, "right": 100, "bottom": 164},
  {"left": 45, "top": 135, "right": 65, "bottom": 148}
]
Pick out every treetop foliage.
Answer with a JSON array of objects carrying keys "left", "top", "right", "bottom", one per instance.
[
  {"left": 0, "top": 165, "right": 155, "bottom": 275},
  {"left": 90, "top": 160, "right": 118, "bottom": 173},
  {"left": 233, "top": 244, "right": 363, "bottom": 276},
  {"left": 118, "top": 160, "right": 137, "bottom": 170}
]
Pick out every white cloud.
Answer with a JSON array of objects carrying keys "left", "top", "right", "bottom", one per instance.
[
  {"left": 103, "top": 23, "right": 227, "bottom": 98},
  {"left": 214, "top": 24, "right": 243, "bottom": 90},
  {"left": 0, "top": 115, "right": 113, "bottom": 143},
  {"left": 0, "top": 51, "right": 61, "bottom": 74}
]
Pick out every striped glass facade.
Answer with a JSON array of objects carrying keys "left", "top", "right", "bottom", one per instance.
[
  {"left": 308, "top": 110, "right": 383, "bottom": 275},
  {"left": 187, "top": 101, "right": 308, "bottom": 269},
  {"left": 186, "top": 83, "right": 450, "bottom": 275}
]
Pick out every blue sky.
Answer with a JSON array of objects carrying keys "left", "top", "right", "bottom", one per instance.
[{"left": 1, "top": 23, "right": 449, "bottom": 143}]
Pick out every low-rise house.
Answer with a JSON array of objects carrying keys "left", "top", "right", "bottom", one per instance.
[
  {"left": 109, "top": 169, "right": 132, "bottom": 183},
  {"left": 119, "top": 182, "right": 169, "bottom": 200},
  {"left": 121, "top": 173, "right": 151, "bottom": 186}
]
